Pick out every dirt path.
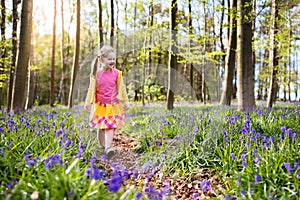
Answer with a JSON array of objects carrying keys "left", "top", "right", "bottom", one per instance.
[{"left": 101, "top": 132, "right": 225, "bottom": 199}]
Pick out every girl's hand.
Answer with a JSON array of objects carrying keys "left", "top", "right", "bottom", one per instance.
[
  {"left": 123, "top": 104, "right": 129, "bottom": 111},
  {"left": 84, "top": 105, "right": 91, "bottom": 112}
]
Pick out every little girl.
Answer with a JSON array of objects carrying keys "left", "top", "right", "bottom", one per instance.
[{"left": 84, "top": 45, "right": 129, "bottom": 158}]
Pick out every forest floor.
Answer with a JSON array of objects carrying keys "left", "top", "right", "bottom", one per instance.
[{"left": 100, "top": 131, "right": 225, "bottom": 200}]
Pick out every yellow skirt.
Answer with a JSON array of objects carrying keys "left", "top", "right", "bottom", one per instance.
[{"left": 90, "top": 102, "right": 125, "bottom": 129}]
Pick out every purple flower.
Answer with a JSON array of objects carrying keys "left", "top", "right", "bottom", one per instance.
[
  {"left": 240, "top": 189, "right": 245, "bottom": 196},
  {"left": 76, "top": 144, "right": 84, "bottom": 158},
  {"left": 225, "top": 195, "right": 235, "bottom": 200},
  {"left": 131, "top": 169, "right": 138, "bottom": 179},
  {"left": 100, "top": 155, "right": 107, "bottom": 163},
  {"left": 135, "top": 192, "right": 142, "bottom": 200},
  {"left": 254, "top": 174, "right": 261, "bottom": 184},
  {"left": 241, "top": 153, "right": 246, "bottom": 168},
  {"left": 1, "top": 147, "right": 5, "bottom": 156},
  {"left": 236, "top": 176, "right": 241, "bottom": 187},
  {"left": 248, "top": 182, "right": 253, "bottom": 195},
  {"left": 283, "top": 162, "right": 292, "bottom": 174},
  {"left": 44, "top": 154, "right": 62, "bottom": 170},
  {"left": 85, "top": 168, "right": 92, "bottom": 177},
  {"left": 294, "top": 160, "right": 300, "bottom": 170},
  {"left": 107, "top": 170, "right": 124, "bottom": 193},
  {"left": 92, "top": 167, "right": 105, "bottom": 180},
  {"left": 7, "top": 182, "right": 13, "bottom": 190},
  {"left": 200, "top": 180, "right": 212, "bottom": 193},
  {"left": 230, "top": 153, "right": 236, "bottom": 161}
]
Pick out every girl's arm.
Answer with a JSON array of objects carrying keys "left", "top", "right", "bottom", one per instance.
[
  {"left": 117, "top": 71, "right": 129, "bottom": 108},
  {"left": 84, "top": 75, "right": 96, "bottom": 111}
]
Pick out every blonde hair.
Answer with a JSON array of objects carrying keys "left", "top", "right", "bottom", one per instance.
[
  {"left": 98, "top": 45, "right": 115, "bottom": 59},
  {"left": 91, "top": 45, "right": 116, "bottom": 76}
]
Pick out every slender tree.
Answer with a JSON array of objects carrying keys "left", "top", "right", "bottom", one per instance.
[
  {"left": 267, "top": 0, "right": 280, "bottom": 108},
  {"left": 236, "top": 0, "right": 255, "bottom": 110},
  {"left": 167, "top": 0, "right": 178, "bottom": 110},
  {"left": 0, "top": 0, "right": 6, "bottom": 109},
  {"left": 50, "top": 0, "right": 57, "bottom": 107},
  {"left": 68, "top": 0, "right": 80, "bottom": 108},
  {"left": 7, "top": 0, "right": 20, "bottom": 111},
  {"left": 98, "top": 0, "right": 104, "bottom": 47},
  {"left": 110, "top": 0, "right": 114, "bottom": 46},
  {"left": 188, "top": 0, "right": 194, "bottom": 98},
  {"left": 59, "top": 0, "right": 68, "bottom": 105},
  {"left": 220, "top": 0, "right": 237, "bottom": 105},
  {"left": 11, "top": 0, "right": 33, "bottom": 113}
]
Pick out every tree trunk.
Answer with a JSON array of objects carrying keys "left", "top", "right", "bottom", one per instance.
[
  {"left": 0, "top": 0, "right": 6, "bottom": 109},
  {"left": 266, "top": 0, "right": 279, "bottom": 108},
  {"left": 110, "top": 0, "right": 114, "bottom": 46},
  {"left": 98, "top": 0, "right": 104, "bottom": 47},
  {"left": 188, "top": 0, "right": 194, "bottom": 98},
  {"left": 68, "top": 0, "right": 80, "bottom": 108},
  {"left": 167, "top": 0, "right": 178, "bottom": 110},
  {"left": 220, "top": 0, "right": 237, "bottom": 105},
  {"left": 11, "top": 0, "right": 33, "bottom": 113},
  {"left": 25, "top": 57, "right": 35, "bottom": 110},
  {"left": 236, "top": 0, "right": 255, "bottom": 110},
  {"left": 59, "top": 0, "right": 68, "bottom": 106},
  {"left": 7, "top": 0, "right": 19, "bottom": 111},
  {"left": 50, "top": 0, "right": 57, "bottom": 107}
]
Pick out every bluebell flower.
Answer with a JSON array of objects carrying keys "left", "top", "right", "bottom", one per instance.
[
  {"left": 291, "top": 132, "right": 297, "bottom": 140},
  {"left": 254, "top": 174, "right": 261, "bottom": 184},
  {"left": 240, "top": 189, "right": 245, "bottom": 196},
  {"left": 294, "top": 159, "right": 299, "bottom": 170},
  {"left": 44, "top": 154, "right": 62, "bottom": 170},
  {"left": 55, "top": 129, "right": 63, "bottom": 137},
  {"left": 7, "top": 182, "right": 13, "bottom": 190},
  {"left": 131, "top": 169, "right": 138, "bottom": 179},
  {"left": 85, "top": 167, "right": 92, "bottom": 177},
  {"left": 248, "top": 182, "right": 253, "bottom": 195},
  {"left": 92, "top": 167, "right": 105, "bottom": 180},
  {"left": 0, "top": 147, "right": 5, "bottom": 156},
  {"left": 200, "top": 179, "right": 212, "bottom": 193},
  {"left": 65, "top": 140, "right": 72, "bottom": 147},
  {"left": 135, "top": 192, "right": 142, "bottom": 200},
  {"left": 283, "top": 162, "right": 292, "bottom": 174},
  {"left": 76, "top": 144, "right": 84, "bottom": 158},
  {"left": 107, "top": 170, "right": 124, "bottom": 193},
  {"left": 225, "top": 195, "right": 235, "bottom": 200},
  {"left": 241, "top": 154, "right": 246, "bottom": 168},
  {"left": 192, "top": 190, "right": 198, "bottom": 200},
  {"left": 236, "top": 176, "right": 241, "bottom": 187},
  {"left": 100, "top": 155, "right": 106, "bottom": 163},
  {"left": 230, "top": 153, "right": 236, "bottom": 161}
]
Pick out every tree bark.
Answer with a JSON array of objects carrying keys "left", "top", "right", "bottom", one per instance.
[
  {"left": 220, "top": 0, "right": 237, "bottom": 105},
  {"left": 68, "top": 0, "right": 80, "bottom": 108},
  {"left": 11, "top": 0, "right": 33, "bottom": 113},
  {"left": 7, "top": 0, "right": 19, "bottom": 111},
  {"left": 98, "top": 0, "right": 104, "bottom": 47},
  {"left": 50, "top": 0, "right": 57, "bottom": 107},
  {"left": 236, "top": 0, "right": 255, "bottom": 110},
  {"left": 0, "top": 0, "right": 6, "bottom": 109},
  {"left": 167, "top": 0, "right": 178, "bottom": 110},
  {"left": 110, "top": 0, "right": 114, "bottom": 46},
  {"left": 266, "top": 0, "right": 279, "bottom": 108},
  {"left": 59, "top": 0, "right": 68, "bottom": 106}
]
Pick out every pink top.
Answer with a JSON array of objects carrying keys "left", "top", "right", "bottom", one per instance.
[{"left": 95, "top": 69, "right": 118, "bottom": 104}]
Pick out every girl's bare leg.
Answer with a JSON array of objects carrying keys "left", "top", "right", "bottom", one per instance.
[
  {"left": 104, "top": 129, "right": 115, "bottom": 150},
  {"left": 104, "top": 128, "right": 116, "bottom": 158},
  {"left": 97, "top": 129, "right": 105, "bottom": 148}
]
